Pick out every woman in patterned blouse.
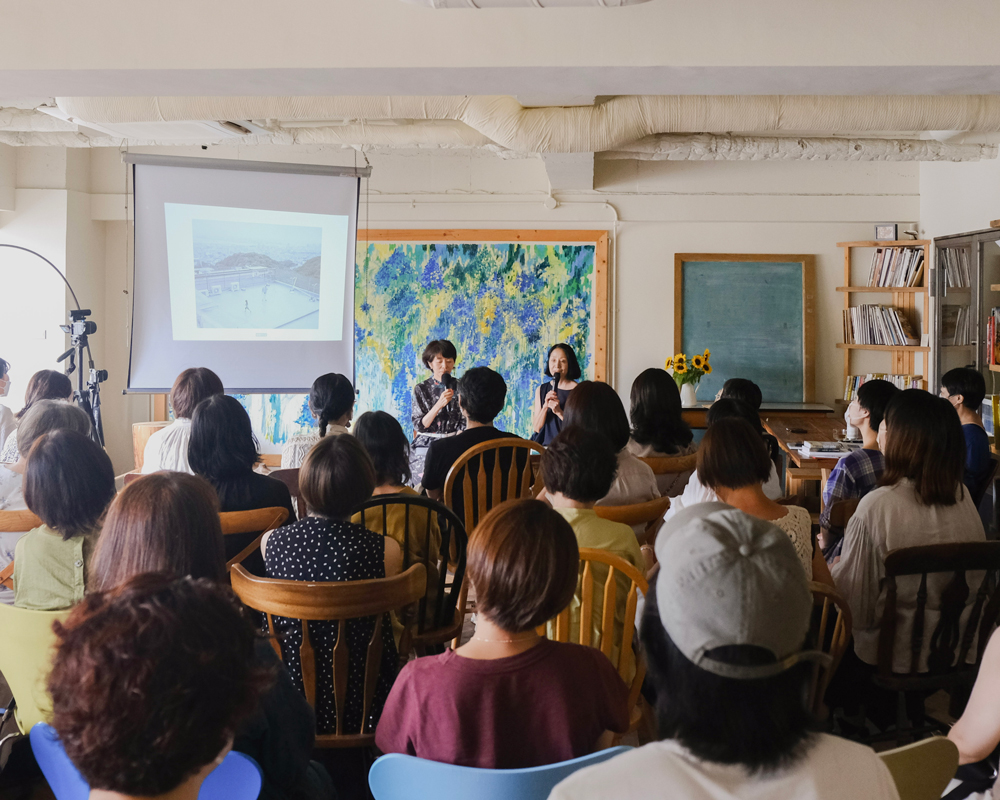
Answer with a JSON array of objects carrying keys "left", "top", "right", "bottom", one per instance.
[{"left": 410, "top": 339, "right": 465, "bottom": 484}]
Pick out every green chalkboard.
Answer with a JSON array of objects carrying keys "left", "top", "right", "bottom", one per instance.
[{"left": 675, "top": 254, "right": 815, "bottom": 402}]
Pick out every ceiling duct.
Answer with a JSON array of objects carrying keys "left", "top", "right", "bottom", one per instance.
[{"left": 398, "top": 0, "right": 649, "bottom": 6}]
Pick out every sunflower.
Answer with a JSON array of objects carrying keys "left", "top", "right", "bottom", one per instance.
[
  {"left": 674, "top": 352, "right": 687, "bottom": 365},
  {"left": 703, "top": 363, "right": 712, "bottom": 375},
  {"left": 692, "top": 355, "right": 705, "bottom": 370},
  {"left": 664, "top": 356, "right": 673, "bottom": 369},
  {"left": 703, "top": 349, "right": 711, "bottom": 359},
  {"left": 673, "top": 362, "right": 688, "bottom": 375}
]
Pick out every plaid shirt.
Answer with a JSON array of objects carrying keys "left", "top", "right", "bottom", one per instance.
[{"left": 820, "top": 448, "right": 884, "bottom": 530}]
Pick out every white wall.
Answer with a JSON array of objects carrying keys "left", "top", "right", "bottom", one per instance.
[{"left": 920, "top": 158, "right": 1000, "bottom": 239}]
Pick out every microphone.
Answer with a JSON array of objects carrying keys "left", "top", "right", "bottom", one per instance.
[
  {"left": 443, "top": 372, "right": 457, "bottom": 391},
  {"left": 551, "top": 371, "right": 561, "bottom": 391}
]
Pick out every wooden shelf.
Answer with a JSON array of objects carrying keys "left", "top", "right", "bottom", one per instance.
[
  {"left": 837, "top": 343, "right": 929, "bottom": 352},
  {"left": 991, "top": 284, "right": 1000, "bottom": 292},
  {"left": 837, "top": 240, "right": 931, "bottom": 248},
  {"left": 990, "top": 365, "right": 1000, "bottom": 373},
  {"left": 836, "top": 286, "right": 925, "bottom": 293}
]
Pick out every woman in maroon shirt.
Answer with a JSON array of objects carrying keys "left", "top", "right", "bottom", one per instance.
[{"left": 375, "top": 498, "right": 629, "bottom": 768}]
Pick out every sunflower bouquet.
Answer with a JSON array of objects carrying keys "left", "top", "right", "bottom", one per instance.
[{"left": 665, "top": 349, "right": 712, "bottom": 388}]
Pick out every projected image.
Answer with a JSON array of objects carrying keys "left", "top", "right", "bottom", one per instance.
[
  {"left": 192, "top": 219, "right": 321, "bottom": 330},
  {"left": 164, "top": 203, "right": 349, "bottom": 343}
]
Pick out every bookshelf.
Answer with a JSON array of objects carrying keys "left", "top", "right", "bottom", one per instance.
[{"left": 836, "top": 240, "right": 931, "bottom": 404}]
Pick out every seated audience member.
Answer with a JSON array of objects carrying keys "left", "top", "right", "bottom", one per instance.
[
  {"left": 833, "top": 390, "right": 985, "bottom": 673},
  {"left": 543, "top": 426, "right": 644, "bottom": 668},
  {"left": 696, "top": 417, "right": 833, "bottom": 586},
  {"left": 351, "top": 410, "right": 441, "bottom": 615},
  {"left": 820, "top": 378, "right": 900, "bottom": 558},
  {"left": 626, "top": 368, "right": 695, "bottom": 496},
  {"left": 281, "top": 372, "right": 355, "bottom": 469},
  {"left": 422, "top": 366, "right": 525, "bottom": 522},
  {"left": 0, "top": 369, "right": 73, "bottom": 463},
  {"left": 940, "top": 367, "right": 991, "bottom": 496},
  {"left": 664, "top": 399, "right": 782, "bottom": 523},
  {"left": 376, "top": 499, "right": 629, "bottom": 768},
  {"left": 717, "top": 377, "right": 781, "bottom": 458},
  {"left": 47, "top": 575, "right": 272, "bottom": 800},
  {"left": 141, "top": 367, "right": 223, "bottom": 474},
  {"left": 948, "top": 628, "right": 1000, "bottom": 766},
  {"left": 265, "top": 435, "right": 402, "bottom": 735},
  {"left": 0, "top": 356, "right": 13, "bottom": 454},
  {"left": 550, "top": 503, "right": 898, "bottom": 800},
  {"left": 89, "top": 473, "right": 331, "bottom": 800},
  {"left": 562, "top": 381, "right": 659, "bottom": 519},
  {"left": 14, "top": 429, "right": 115, "bottom": 610}
]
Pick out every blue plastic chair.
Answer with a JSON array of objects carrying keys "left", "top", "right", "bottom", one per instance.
[
  {"left": 30, "top": 723, "right": 264, "bottom": 800},
  {"left": 368, "top": 747, "right": 631, "bottom": 800}
]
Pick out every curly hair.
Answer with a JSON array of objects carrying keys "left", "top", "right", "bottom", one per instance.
[{"left": 48, "top": 574, "right": 273, "bottom": 796}]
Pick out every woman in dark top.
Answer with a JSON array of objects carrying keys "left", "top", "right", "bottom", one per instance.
[
  {"left": 265, "top": 435, "right": 403, "bottom": 736},
  {"left": 940, "top": 367, "right": 992, "bottom": 496},
  {"left": 531, "top": 343, "right": 581, "bottom": 446},
  {"left": 627, "top": 367, "right": 694, "bottom": 457},
  {"left": 410, "top": 339, "right": 465, "bottom": 484},
  {"left": 188, "top": 395, "right": 296, "bottom": 565}
]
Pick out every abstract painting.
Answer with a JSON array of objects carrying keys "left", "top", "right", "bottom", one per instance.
[{"left": 239, "top": 230, "right": 607, "bottom": 450}]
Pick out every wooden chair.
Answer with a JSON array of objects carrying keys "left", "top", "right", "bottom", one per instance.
[
  {"left": 594, "top": 496, "right": 671, "bottom": 543},
  {"left": 442, "top": 439, "right": 545, "bottom": 534},
  {"left": 808, "top": 581, "right": 852, "bottom": 720},
  {"left": 544, "top": 548, "right": 648, "bottom": 733},
  {"left": 131, "top": 421, "right": 170, "bottom": 470},
  {"left": 827, "top": 497, "right": 860, "bottom": 529},
  {"left": 230, "top": 563, "right": 427, "bottom": 748},
  {"left": 259, "top": 453, "right": 282, "bottom": 469},
  {"left": 786, "top": 466, "right": 823, "bottom": 496},
  {"left": 219, "top": 507, "right": 290, "bottom": 571},
  {"left": 354, "top": 495, "right": 469, "bottom": 652},
  {"left": 872, "top": 542, "right": 1000, "bottom": 736},
  {"left": 878, "top": 737, "right": 960, "bottom": 800},
  {"left": 0, "top": 509, "right": 43, "bottom": 589},
  {"left": 268, "top": 468, "right": 304, "bottom": 517},
  {"left": 638, "top": 453, "right": 697, "bottom": 497}
]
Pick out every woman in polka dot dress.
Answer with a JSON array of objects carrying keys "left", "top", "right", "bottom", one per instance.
[{"left": 264, "top": 435, "right": 404, "bottom": 735}]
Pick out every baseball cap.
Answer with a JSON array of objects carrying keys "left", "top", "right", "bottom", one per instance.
[{"left": 654, "top": 502, "right": 831, "bottom": 680}]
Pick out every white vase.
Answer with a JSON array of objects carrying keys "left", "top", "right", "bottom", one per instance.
[{"left": 680, "top": 382, "right": 698, "bottom": 407}]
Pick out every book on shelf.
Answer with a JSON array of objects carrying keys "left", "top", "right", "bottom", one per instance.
[
  {"left": 843, "top": 374, "right": 922, "bottom": 403},
  {"left": 990, "top": 307, "right": 1000, "bottom": 367},
  {"left": 842, "top": 304, "right": 920, "bottom": 347},
  {"left": 939, "top": 247, "right": 972, "bottom": 288},
  {"left": 941, "top": 304, "right": 972, "bottom": 346},
  {"left": 866, "top": 246, "right": 925, "bottom": 288}
]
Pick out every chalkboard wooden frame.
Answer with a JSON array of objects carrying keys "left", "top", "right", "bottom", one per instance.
[{"left": 674, "top": 253, "right": 816, "bottom": 402}]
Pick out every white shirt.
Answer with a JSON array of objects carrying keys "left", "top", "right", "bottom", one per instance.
[
  {"left": 549, "top": 735, "right": 899, "bottom": 800},
  {"left": 0, "top": 430, "right": 18, "bottom": 464},
  {"left": 0, "top": 464, "right": 25, "bottom": 511},
  {"left": 280, "top": 424, "right": 351, "bottom": 469},
  {"left": 664, "top": 465, "right": 783, "bottom": 523},
  {"left": 0, "top": 405, "right": 15, "bottom": 461},
  {"left": 141, "top": 418, "right": 194, "bottom": 474}
]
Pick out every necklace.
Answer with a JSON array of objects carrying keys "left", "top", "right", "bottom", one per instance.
[{"left": 472, "top": 633, "right": 538, "bottom": 644}]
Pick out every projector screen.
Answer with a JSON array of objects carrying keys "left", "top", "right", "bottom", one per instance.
[{"left": 127, "top": 155, "right": 364, "bottom": 392}]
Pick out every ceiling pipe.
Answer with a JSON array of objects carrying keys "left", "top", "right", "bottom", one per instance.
[{"left": 398, "top": 0, "right": 649, "bottom": 6}]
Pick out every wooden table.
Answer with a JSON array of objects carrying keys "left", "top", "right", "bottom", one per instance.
[
  {"left": 762, "top": 415, "right": 850, "bottom": 471},
  {"left": 682, "top": 402, "right": 834, "bottom": 430}
]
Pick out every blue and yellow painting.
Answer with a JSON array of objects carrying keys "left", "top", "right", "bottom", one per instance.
[{"left": 238, "top": 238, "right": 596, "bottom": 449}]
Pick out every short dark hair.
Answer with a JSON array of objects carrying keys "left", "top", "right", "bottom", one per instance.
[
  {"left": 640, "top": 582, "right": 813, "bottom": 771},
  {"left": 467, "top": 499, "right": 579, "bottom": 633},
  {"left": 421, "top": 339, "right": 458, "bottom": 369},
  {"left": 309, "top": 373, "right": 355, "bottom": 437},
  {"left": 300, "top": 434, "right": 376, "bottom": 518},
  {"left": 630, "top": 368, "right": 693, "bottom": 454},
  {"left": 708, "top": 397, "right": 780, "bottom": 465},
  {"left": 457, "top": 367, "right": 507, "bottom": 424},
  {"left": 15, "top": 369, "right": 72, "bottom": 420},
  {"left": 542, "top": 426, "right": 618, "bottom": 502},
  {"left": 188, "top": 395, "right": 260, "bottom": 487},
  {"left": 855, "top": 379, "right": 901, "bottom": 432},
  {"left": 941, "top": 367, "right": 987, "bottom": 411},
  {"left": 697, "top": 417, "right": 772, "bottom": 490},
  {"left": 881, "top": 389, "right": 966, "bottom": 505},
  {"left": 544, "top": 343, "right": 582, "bottom": 381},
  {"left": 563, "top": 380, "right": 631, "bottom": 452},
  {"left": 354, "top": 411, "right": 411, "bottom": 486},
  {"left": 24, "top": 430, "right": 115, "bottom": 540},
  {"left": 169, "top": 368, "right": 224, "bottom": 419},
  {"left": 91, "top": 473, "right": 225, "bottom": 592},
  {"left": 720, "top": 378, "right": 763, "bottom": 411},
  {"left": 49, "top": 574, "right": 272, "bottom": 796}
]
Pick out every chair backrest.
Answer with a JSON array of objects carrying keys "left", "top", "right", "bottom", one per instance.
[
  {"left": 877, "top": 736, "right": 959, "bottom": 800},
  {"left": 219, "top": 507, "right": 290, "bottom": 571},
  {"left": 354, "top": 494, "right": 469, "bottom": 636},
  {"left": 259, "top": 453, "right": 282, "bottom": 468},
  {"left": 122, "top": 471, "right": 144, "bottom": 487},
  {"left": 593, "top": 496, "right": 671, "bottom": 532},
  {"left": 808, "top": 581, "right": 853, "bottom": 719},
  {"left": 546, "top": 548, "right": 648, "bottom": 715},
  {"left": 637, "top": 453, "right": 697, "bottom": 475},
  {"left": 30, "top": 722, "right": 264, "bottom": 800},
  {"left": 268, "top": 468, "right": 303, "bottom": 517},
  {"left": 368, "top": 747, "right": 631, "bottom": 800},
  {"left": 442, "top": 439, "right": 545, "bottom": 533},
  {"left": 827, "top": 497, "right": 860, "bottom": 529},
  {"left": 230, "top": 562, "right": 426, "bottom": 746},
  {"left": 0, "top": 604, "right": 70, "bottom": 733},
  {"left": 971, "top": 456, "right": 1000, "bottom": 508},
  {"left": 0, "top": 509, "right": 43, "bottom": 532},
  {"left": 877, "top": 542, "right": 1000, "bottom": 677},
  {"left": 131, "top": 421, "right": 170, "bottom": 471}
]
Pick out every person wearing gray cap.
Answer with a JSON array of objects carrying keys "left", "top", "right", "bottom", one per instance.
[{"left": 550, "top": 503, "right": 899, "bottom": 800}]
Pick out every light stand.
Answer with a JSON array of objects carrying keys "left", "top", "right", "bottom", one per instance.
[{"left": 0, "top": 244, "right": 107, "bottom": 447}]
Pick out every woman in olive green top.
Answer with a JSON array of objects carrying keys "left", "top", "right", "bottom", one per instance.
[{"left": 14, "top": 429, "right": 115, "bottom": 610}]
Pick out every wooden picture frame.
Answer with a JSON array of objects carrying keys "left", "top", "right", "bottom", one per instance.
[
  {"left": 358, "top": 229, "right": 610, "bottom": 381},
  {"left": 674, "top": 253, "right": 816, "bottom": 402}
]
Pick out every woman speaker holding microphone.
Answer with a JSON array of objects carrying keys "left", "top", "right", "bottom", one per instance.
[
  {"left": 410, "top": 339, "right": 465, "bottom": 485},
  {"left": 531, "top": 343, "right": 581, "bottom": 446}
]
